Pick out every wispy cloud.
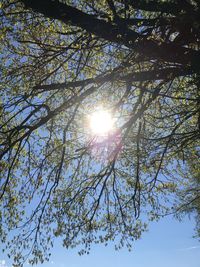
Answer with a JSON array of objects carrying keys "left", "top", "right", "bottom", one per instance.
[
  {"left": 0, "top": 260, "right": 8, "bottom": 267},
  {"left": 178, "top": 245, "right": 200, "bottom": 251}
]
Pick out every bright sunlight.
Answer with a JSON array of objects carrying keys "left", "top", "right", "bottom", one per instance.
[{"left": 89, "top": 109, "right": 114, "bottom": 136}]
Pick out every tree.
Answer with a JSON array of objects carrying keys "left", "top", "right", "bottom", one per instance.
[
  {"left": 0, "top": 0, "right": 200, "bottom": 265},
  {"left": 176, "top": 147, "right": 200, "bottom": 238}
]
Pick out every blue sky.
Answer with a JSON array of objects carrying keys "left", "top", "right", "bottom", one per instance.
[{"left": 0, "top": 215, "right": 199, "bottom": 267}]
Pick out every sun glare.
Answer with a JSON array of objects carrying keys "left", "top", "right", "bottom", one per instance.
[{"left": 89, "top": 109, "right": 114, "bottom": 136}]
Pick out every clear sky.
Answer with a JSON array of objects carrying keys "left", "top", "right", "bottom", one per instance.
[{"left": 0, "top": 215, "right": 199, "bottom": 267}]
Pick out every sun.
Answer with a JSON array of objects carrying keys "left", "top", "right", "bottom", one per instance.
[{"left": 89, "top": 109, "right": 114, "bottom": 136}]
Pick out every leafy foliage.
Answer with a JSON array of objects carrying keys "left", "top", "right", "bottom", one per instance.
[{"left": 0, "top": 0, "right": 200, "bottom": 265}]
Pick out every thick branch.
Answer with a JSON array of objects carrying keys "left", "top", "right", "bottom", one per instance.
[
  {"left": 35, "top": 67, "right": 194, "bottom": 92},
  {"left": 20, "top": 0, "right": 200, "bottom": 68}
]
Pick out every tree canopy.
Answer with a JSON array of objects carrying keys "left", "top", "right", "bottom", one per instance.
[{"left": 0, "top": 0, "right": 200, "bottom": 265}]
